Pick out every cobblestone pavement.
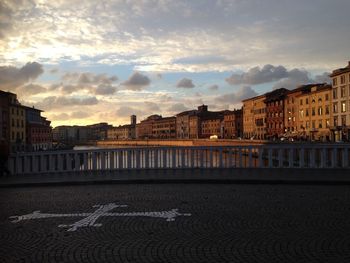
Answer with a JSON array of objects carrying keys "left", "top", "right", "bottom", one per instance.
[{"left": 1, "top": 184, "right": 350, "bottom": 262}]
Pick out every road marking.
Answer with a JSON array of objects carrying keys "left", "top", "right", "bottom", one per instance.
[{"left": 9, "top": 203, "right": 191, "bottom": 231}]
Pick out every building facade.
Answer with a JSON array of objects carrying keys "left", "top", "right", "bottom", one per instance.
[
  {"left": 152, "top": 116, "right": 176, "bottom": 139},
  {"left": 330, "top": 61, "right": 350, "bottom": 141},
  {"left": 25, "top": 106, "right": 52, "bottom": 151},
  {"left": 176, "top": 110, "right": 197, "bottom": 139},
  {"left": 136, "top": 114, "right": 162, "bottom": 139},
  {"left": 242, "top": 95, "right": 266, "bottom": 139},
  {"left": 297, "top": 84, "right": 332, "bottom": 141},
  {"left": 265, "top": 88, "right": 288, "bottom": 139},
  {"left": 223, "top": 109, "right": 243, "bottom": 139}
]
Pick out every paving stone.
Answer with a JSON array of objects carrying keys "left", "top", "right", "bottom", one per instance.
[{"left": 0, "top": 184, "right": 350, "bottom": 262}]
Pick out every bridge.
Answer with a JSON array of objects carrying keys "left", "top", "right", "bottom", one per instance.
[{"left": 7, "top": 144, "right": 350, "bottom": 175}]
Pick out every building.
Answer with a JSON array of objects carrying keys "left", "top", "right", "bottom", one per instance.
[
  {"left": 284, "top": 85, "right": 314, "bottom": 137},
  {"left": 136, "top": 114, "right": 162, "bottom": 139},
  {"left": 88, "top": 123, "right": 112, "bottom": 140},
  {"left": 107, "top": 116, "right": 136, "bottom": 140},
  {"left": 297, "top": 84, "right": 332, "bottom": 141},
  {"left": 330, "top": 61, "right": 350, "bottom": 141},
  {"left": 0, "top": 91, "right": 11, "bottom": 145},
  {"left": 25, "top": 106, "right": 52, "bottom": 151},
  {"left": 242, "top": 95, "right": 267, "bottom": 139},
  {"left": 265, "top": 88, "right": 289, "bottom": 139},
  {"left": 201, "top": 114, "right": 224, "bottom": 138},
  {"left": 176, "top": 110, "right": 197, "bottom": 139},
  {"left": 152, "top": 116, "right": 176, "bottom": 139},
  {"left": 223, "top": 109, "right": 243, "bottom": 139},
  {"left": 0, "top": 91, "right": 27, "bottom": 152}
]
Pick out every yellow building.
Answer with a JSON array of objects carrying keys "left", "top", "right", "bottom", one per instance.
[
  {"left": 297, "top": 84, "right": 332, "bottom": 141},
  {"left": 330, "top": 61, "right": 350, "bottom": 141},
  {"left": 242, "top": 94, "right": 266, "bottom": 139}
]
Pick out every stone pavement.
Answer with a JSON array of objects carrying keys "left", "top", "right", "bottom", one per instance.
[
  {"left": 1, "top": 168, "right": 350, "bottom": 187},
  {"left": 1, "top": 183, "right": 350, "bottom": 262}
]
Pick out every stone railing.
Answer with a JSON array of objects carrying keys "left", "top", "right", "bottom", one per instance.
[{"left": 8, "top": 144, "right": 350, "bottom": 175}]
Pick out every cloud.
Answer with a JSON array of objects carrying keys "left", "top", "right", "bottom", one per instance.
[
  {"left": 144, "top": 101, "right": 160, "bottom": 112},
  {"left": 226, "top": 64, "right": 332, "bottom": 90},
  {"left": 0, "top": 62, "right": 44, "bottom": 90},
  {"left": 36, "top": 96, "right": 98, "bottom": 110},
  {"left": 121, "top": 72, "right": 151, "bottom": 90},
  {"left": 226, "top": 65, "right": 288, "bottom": 85},
  {"left": 16, "top": 83, "right": 47, "bottom": 96},
  {"left": 167, "top": 103, "right": 189, "bottom": 113},
  {"left": 208, "top": 84, "right": 219, "bottom": 91},
  {"left": 314, "top": 72, "right": 331, "bottom": 84},
  {"left": 50, "top": 111, "right": 91, "bottom": 120},
  {"left": 52, "top": 71, "right": 118, "bottom": 95},
  {"left": 116, "top": 106, "right": 143, "bottom": 117},
  {"left": 215, "top": 86, "right": 258, "bottom": 104},
  {"left": 176, "top": 78, "right": 195, "bottom": 88},
  {"left": 95, "top": 84, "right": 117, "bottom": 95},
  {"left": 70, "top": 111, "right": 90, "bottom": 119}
]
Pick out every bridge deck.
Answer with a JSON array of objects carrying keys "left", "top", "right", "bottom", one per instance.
[{"left": 1, "top": 168, "right": 349, "bottom": 187}]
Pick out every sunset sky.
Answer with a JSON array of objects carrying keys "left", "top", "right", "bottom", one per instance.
[{"left": 1, "top": 0, "right": 349, "bottom": 127}]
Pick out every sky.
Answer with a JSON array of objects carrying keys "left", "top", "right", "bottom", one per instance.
[{"left": 0, "top": 0, "right": 349, "bottom": 127}]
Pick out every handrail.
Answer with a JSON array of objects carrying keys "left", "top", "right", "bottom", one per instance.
[{"left": 7, "top": 144, "right": 350, "bottom": 175}]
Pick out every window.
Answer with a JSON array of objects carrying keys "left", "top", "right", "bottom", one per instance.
[
  {"left": 318, "top": 106, "right": 322, "bottom": 115},
  {"left": 333, "top": 88, "right": 337, "bottom": 99},
  {"left": 325, "top": 105, "right": 330, "bottom": 115},
  {"left": 333, "top": 78, "right": 337, "bottom": 86},
  {"left": 341, "top": 101, "right": 346, "bottom": 112},
  {"left": 341, "top": 86, "right": 346, "bottom": 97},
  {"left": 306, "top": 98, "right": 309, "bottom": 104},
  {"left": 312, "top": 107, "right": 315, "bottom": 116},
  {"left": 312, "top": 121, "right": 315, "bottom": 129},
  {"left": 306, "top": 109, "right": 309, "bottom": 116},
  {"left": 325, "top": 94, "right": 329, "bottom": 101},
  {"left": 326, "top": 119, "right": 330, "bottom": 128},
  {"left": 333, "top": 102, "right": 338, "bottom": 113},
  {"left": 318, "top": 120, "right": 322, "bottom": 129},
  {"left": 341, "top": 115, "right": 346, "bottom": 126},
  {"left": 334, "top": 117, "right": 338, "bottom": 126},
  {"left": 341, "top": 75, "right": 345, "bottom": 84},
  {"left": 299, "top": 110, "right": 304, "bottom": 118},
  {"left": 306, "top": 121, "right": 310, "bottom": 129},
  {"left": 300, "top": 99, "right": 303, "bottom": 105}
]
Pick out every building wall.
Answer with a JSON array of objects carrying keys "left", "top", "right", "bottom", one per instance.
[
  {"left": 201, "top": 118, "right": 223, "bottom": 138},
  {"left": 297, "top": 85, "right": 332, "bottom": 141},
  {"left": 152, "top": 117, "right": 176, "bottom": 139},
  {"left": 330, "top": 61, "right": 350, "bottom": 141},
  {"left": 284, "top": 90, "right": 303, "bottom": 134},
  {"left": 9, "top": 104, "right": 26, "bottom": 151}
]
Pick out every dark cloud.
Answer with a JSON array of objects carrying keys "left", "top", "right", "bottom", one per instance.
[
  {"left": 272, "top": 68, "right": 312, "bottom": 90},
  {"left": 176, "top": 78, "right": 195, "bottom": 88},
  {"left": 215, "top": 86, "right": 258, "bottom": 104},
  {"left": 95, "top": 84, "right": 117, "bottom": 95},
  {"left": 226, "top": 64, "right": 331, "bottom": 90},
  {"left": 314, "top": 72, "right": 331, "bottom": 84},
  {"left": 36, "top": 96, "right": 98, "bottom": 110},
  {"left": 144, "top": 101, "right": 160, "bottom": 112},
  {"left": 167, "top": 103, "right": 189, "bottom": 113},
  {"left": 226, "top": 65, "right": 288, "bottom": 85},
  {"left": 17, "top": 83, "right": 47, "bottom": 96},
  {"left": 116, "top": 106, "right": 143, "bottom": 117},
  {"left": 70, "top": 111, "right": 90, "bottom": 119},
  {"left": 54, "top": 72, "right": 118, "bottom": 95},
  {"left": 0, "top": 62, "right": 44, "bottom": 90},
  {"left": 209, "top": 84, "right": 219, "bottom": 91},
  {"left": 121, "top": 72, "right": 151, "bottom": 90}
]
